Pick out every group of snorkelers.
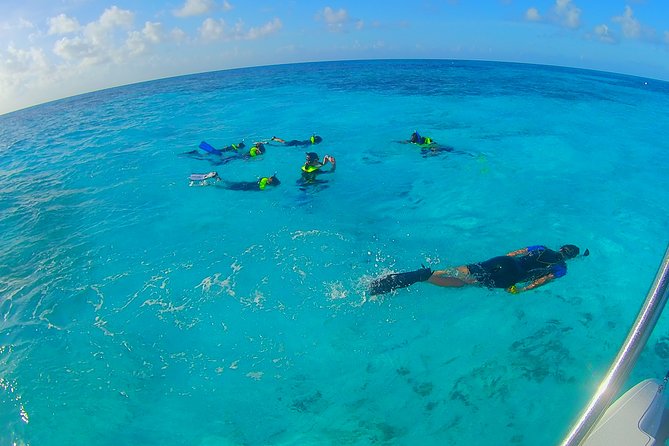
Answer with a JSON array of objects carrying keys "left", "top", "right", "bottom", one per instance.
[
  {"left": 185, "top": 133, "right": 335, "bottom": 191},
  {"left": 184, "top": 129, "right": 471, "bottom": 191}
]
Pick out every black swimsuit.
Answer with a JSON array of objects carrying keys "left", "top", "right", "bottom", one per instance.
[
  {"left": 222, "top": 181, "right": 260, "bottom": 191},
  {"left": 467, "top": 247, "right": 567, "bottom": 288}
]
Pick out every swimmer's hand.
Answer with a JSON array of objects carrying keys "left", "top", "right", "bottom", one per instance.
[{"left": 507, "top": 285, "right": 520, "bottom": 294}]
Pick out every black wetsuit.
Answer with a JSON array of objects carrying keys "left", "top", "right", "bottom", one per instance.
[
  {"left": 218, "top": 142, "right": 245, "bottom": 153},
  {"left": 221, "top": 181, "right": 263, "bottom": 191},
  {"left": 409, "top": 135, "right": 472, "bottom": 158},
  {"left": 280, "top": 136, "right": 322, "bottom": 146},
  {"left": 217, "top": 144, "right": 265, "bottom": 165},
  {"left": 467, "top": 246, "right": 567, "bottom": 288}
]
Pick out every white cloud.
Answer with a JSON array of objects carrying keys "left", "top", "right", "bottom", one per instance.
[
  {"left": 612, "top": 6, "right": 641, "bottom": 39},
  {"left": 553, "top": 0, "right": 580, "bottom": 29},
  {"left": 524, "top": 1, "right": 580, "bottom": 29},
  {"left": 319, "top": 6, "right": 349, "bottom": 32},
  {"left": 126, "top": 22, "right": 164, "bottom": 55},
  {"left": 0, "top": 45, "right": 52, "bottom": 113},
  {"left": 2, "top": 7, "right": 177, "bottom": 114},
  {"left": 199, "top": 17, "right": 282, "bottom": 41},
  {"left": 323, "top": 6, "right": 348, "bottom": 24},
  {"left": 171, "top": 28, "right": 187, "bottom": 42},
  {"left": 594, "top": 24, "right": 615, "bottom": 44},
  {"left": 53, "top": 36, "right": 100, "bottom": 65},
  {"left": 1, "top": 45, "right": 49, "bottom": 75},
  {"left": 48, "top": 14, "right": 80, "bottom": 35},
  {"left": 246, "top": 18, "right": 282, "bottom": 40},
  {"left": 49, "top": 6, "right": 135, "bottom": 66},
  {"left": 525, "top": 7, "right": 540, "bottom": 22},
  {"left": 99, "top": 6, "right": 134, "bottom": 29},
  {"left": 174, "top": 0, "right": 216, "bottom": 17},
  {"left": 223, "top": 1, "right": 233, "bottom": 11},
  {"left": 142, "top": 22, "right": 163, "bottom": 43},
  {"left": 199, "top": 18, "right": 225, "bottom": 40},
  {"left": 0, "top": 18, "right": 35, "bottom": 32},
  {"left": 82, "top": 6, "right": 134, "bottom": 48}
]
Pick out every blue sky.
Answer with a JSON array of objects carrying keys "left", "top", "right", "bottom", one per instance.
[{"left": 1, "top": 0, "right": 668, "bottom": 115}]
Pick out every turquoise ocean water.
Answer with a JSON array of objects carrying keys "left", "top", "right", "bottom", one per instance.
[{"left": 1, "top": 59, "right": 669, "bottom": 445}]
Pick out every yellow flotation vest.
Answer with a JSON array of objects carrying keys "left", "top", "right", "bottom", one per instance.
[
  {"left": 258, "top": 177, "right": 269, "bottom": 190},
  {"left": 417, "top": 136, "right": 435, "bottom": 148},
  {"left": 301, "top": 164, "right": 321, "bottom": 173}
]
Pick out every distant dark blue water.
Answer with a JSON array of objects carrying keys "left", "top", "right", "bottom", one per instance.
[{"left": 1, "top": 59, "right": 668, "bottom": 445}]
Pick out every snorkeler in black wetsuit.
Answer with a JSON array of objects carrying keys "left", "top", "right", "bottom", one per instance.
[
  {"left": 409, "top": 131, "right": 435, "bottom": 146},
  {"left": 188, "top": 171, "right": 280, "bottom": 190},
  {"left": 403, "top": 131, "right": 474, "bottom": 157},
  {"left": 271, "top": 135, "right": 323, "bottom": 146},
  {"left": 217, "top": 142, "right": 266, "bottom": 165},
  {"left": 369, "top": 245, "right": 589, "bottom": 295},
  {"left": 221, "top": 174, "right": 280, "bottom": 191}
]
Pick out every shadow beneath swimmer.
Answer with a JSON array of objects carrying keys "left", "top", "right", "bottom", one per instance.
[
  {"left": 296, "top": 177, "right": 330, "bottom": 193},
  {"left": 179, "top": 150, "right": 234, "bottom": 166},
  {"left": 420, "top": 145, "right": 475, "bottom": 158}
]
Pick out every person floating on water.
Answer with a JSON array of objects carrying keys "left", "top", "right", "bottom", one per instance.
[
  {"left": 271, "top": 134, "right": 323, "bottom": 146},
  {"left": 248, "top": 142, "right": 266, "bottom": 157},
  {"left": 189, "top": 171, "right": 221, "bottom": 186},
  {"left": 217, "top": 142, "right": 266, "bottom": 165},
  {"left": 222, "top": 173, "right": 281, "bottom": 191},
  {"left": 188, "top": 171, "right": 280, "bottom": 190},
  {"left": 298, "top": 152, "right": 336, "bottom": 189},
  {"left": 302, "top": 152, "right": 335, "bottom": 176},
  {"left": 404, "top": 130, "right": 474, "bottom": 157},
  {"left": 369, "top": 244, "right": 589, "bottom": 296},
  {"left": 409, "top": 131, "right": 435, "bottom": 147}
]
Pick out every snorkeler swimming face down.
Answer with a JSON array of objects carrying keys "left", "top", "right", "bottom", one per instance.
[{"left": 369, "top": 244, "right": 589, "bottom": 296}]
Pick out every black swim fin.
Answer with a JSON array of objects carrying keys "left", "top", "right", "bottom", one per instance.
[{"left": 369, "top": 266, "right": 432, "bottom": 296}]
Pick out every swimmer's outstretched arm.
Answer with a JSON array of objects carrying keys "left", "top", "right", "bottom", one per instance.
[
  {"left": 507, "top": 273, "right": 554, "bottom": 294},
  {"left": 506, "top": 247, "right": 529, "bottom": 257}
]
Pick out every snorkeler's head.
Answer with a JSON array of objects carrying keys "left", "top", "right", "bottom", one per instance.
[
  {"left": 238, "top": 141, "right": 246, "bottom": 149},
  {"left": 270, "top": 174, "right": 281, "bottom": 186},
  {"left": 312, "top": 135, "right": 323, "bottom": 144},
  {"left": 306, "top": 152, "right": 319, "bottom": 163},
  {"left": 410, "top": 131, "right": 420, "bottom": 143},
  {"left": 559, "top": 244, "right": 581, "bottom": 259}
]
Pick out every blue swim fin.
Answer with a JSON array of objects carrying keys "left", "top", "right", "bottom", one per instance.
[{"left": 199, "top": 141, "right": 222, "bottom": 155}]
